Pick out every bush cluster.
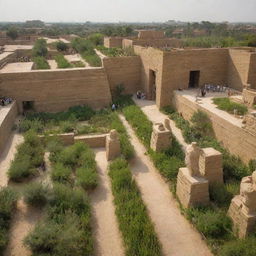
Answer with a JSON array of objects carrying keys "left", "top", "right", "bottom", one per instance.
[
  {"left": 54, "top": 54, "right": 72, "bottom": 69},
  {"left": 24, "top": 184, "right": 93, "bottom": 256},
  {"left": 96, "top": 45, "right": 135, "bottom": 57},
  {"left": 187, "top": 207, "right": 232, "bottom": 239},
  {"left": 0, "top": 187, "right": 18, "bottom": 253},
  {"left": 71, "top": 37, "right": 101, "bottom": 67},
  {"left": 33, "top": 56, "right": 50, "bottom": 70},
  {"left": 213, "top": 97, "right": 248, "bottom": 116},
  {"left": 32, "top": 39, "right": 48, "bottom": 57},
  {"left": 56, "top": 41, "right": 69, "bottom": 52},
  {"left": 109, "top": 158, "right": 162, "bottom": 256},
  {"left": 8, "top": 131, "right": 44, "bottom": 182},
  {"left": 50, "top": 142, "right": 98, "bottom": 189},
  {"left": 23, "top": 182, "right": 50, "bottom": 207}
]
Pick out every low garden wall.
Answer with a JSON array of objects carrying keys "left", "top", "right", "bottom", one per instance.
[{"left": 74, "top": 134, "right": 107, "bottom": 148}]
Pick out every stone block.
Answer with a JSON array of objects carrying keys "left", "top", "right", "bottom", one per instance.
[
  {"left": 106, "top": 130, "right": 121, "bottom": 161},
  {"left": 176, "top": 168, "right": 209, "bottom": 208},
  {"left": 199, "top": 147, "right": 223, "bottom": 184},
  {"left": 150, "top": 123, "right": 172, "bottom": 152},
  {"left": 228, "top": 195, "right": 256, "bottom": 238}
]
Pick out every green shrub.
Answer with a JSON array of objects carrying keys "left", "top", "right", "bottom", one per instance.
[
  {"left": 51, "top": 163, "right": 72, "bottom": 184},
  {"left": 25, "top": 212, "right": 91, "bottom": 256},
  {"left": 54, "top": 54, "right": 72, "bottom": 69},
  {"left": 187, "top": 208, "right": 232, "bottom": 239},
  {"left": 8, "top": 131, "right": 44, "bottom": 182},
  {"left": 59, "top": 120, "right": 76, "bottom": 133},
  {"left": 0, "top": 187, "right": 18, "bottom": 253},
  {"left": 96, "top": 45, "right": 135, "bottom": 57},
  {"left": 33, "top": 56, "right": 50, "bottom": 70},
  {"left": 149, "top": 150, "right": 184, "bottom": 181},
  {"left": 220, "top": 237, "right": 256, "bottom": 256},
  {"left": 109, "top": 158, "right": 162, "bottom": 256},
  {"left": 209, "top": 183, "right": 233, "bottom": 208},
  {"left": 56, "top": 41, "right": 69, "bottom": 52},
  {"left": 213, "top": 98, "right": 248, "bottom": 116},
  {"left": 49, "top": 183, "right": 90, "bottom": 216},
  {"left": 24, "top": 182, "right": 50, "bottom": 207},
  {"left": 8, "top": 155, "right": 36, "bottom": 182},
  {"left": 76, "top": 167, "right": 98, "bottom": 190},
  {"left": 19, "top": 118, "right": 44, "bottom": 133},
  {"left": 24, "top": 219, "right": 59, "bottom": 253},
  {"left": 0, "top": 187, "right": 18, "bottom": 223},
  {"left": 32, "top": 39, "right": 48, "bottom": 57},
  {"left": 82, "top": 51, "right": 102, "bottom": 67},
  {"left": 123, "top": 105, "right": 152, "bottom": 148},
  {"left": 191, "top": 110, "right": 215, "bottom": 138}
]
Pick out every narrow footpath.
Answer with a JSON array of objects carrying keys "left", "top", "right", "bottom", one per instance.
[
  {"left": 90, "top": 148, "right": 125, "bottom": 256},
  {"left": 119, "top": 115, "right": 212, "bottom": 256}
]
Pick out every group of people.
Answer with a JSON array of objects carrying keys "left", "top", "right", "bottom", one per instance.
[
  {"left": 136, "top": 90, "right": 146, "bottom": 100},
  {"left": 0, "top": 97, "right": 12, "bottom": 106}
]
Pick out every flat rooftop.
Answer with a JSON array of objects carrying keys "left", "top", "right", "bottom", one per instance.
[
  {"left": 174, "top": 89, "right": 243, "bottom": 128},
  {"left": 3, "top": 45, "right": 33, "bottom": 52},
  {"left": 43, "top": 37, "right": 70, "bottom": 44},
  {"left": 0, "top": 62, "right": 34, "bottom": 73},
  {"left": 0, "top": 52, "right": 14, "bottom": 61}
]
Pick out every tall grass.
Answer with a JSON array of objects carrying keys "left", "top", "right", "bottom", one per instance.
[
  {"left": 109, "top": 158, "right": 162, "bottom": 256},
  {"left": 0, "top": 187, "right": 18, "bottom": 253},
  {"left": 212, "top": 98, "right": 248, "bottom": 116},
  {"left": 8, "top": 131, "right": 44, "bottom": 182}
]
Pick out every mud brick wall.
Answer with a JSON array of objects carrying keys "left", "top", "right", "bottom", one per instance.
[
  {"left": 173, "top": 92, "right": 256, "bottom": 163},
  {"left": 0, "top": 101, "right": 18, "bottom": 155},
  {"left": 103, "top": 56, "right": 142, "bottom": 94},
  {"left": 0, "top": 68, "right": 112, "bottom": 112}
]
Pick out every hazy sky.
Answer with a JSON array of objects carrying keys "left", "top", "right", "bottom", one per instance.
[{"left": 0, "top": 0, "right": 255, "bottom": 23}]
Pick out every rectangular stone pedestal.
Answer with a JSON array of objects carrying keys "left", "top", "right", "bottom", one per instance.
[
  {"left": 106, "top": 136, "right": 121, "bottom": 161},
  {"left": 199, "top": 148, "right": 223, "bottom": 184},
  {"left": 228, "top": 195, "right": 256, "bottom": 238},
  {"left": 150, "top": 124, "right": 171, "bottom": 152},
  {"left": 176, "top": 168, "right": 209, "bottom": 208}
]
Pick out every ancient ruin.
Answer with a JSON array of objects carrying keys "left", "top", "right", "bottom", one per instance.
[
  {"left": 106, "top": 129, "right": 121, "bottom": 160},
  {"left": 228, "top": 171, "right": 256, "bottom": 238},
  {"left": 177, "top": 142, "right": 209, "bottom": 208},
  {"left": 150, "top": 119, "right": 172, "bottom": 152}
]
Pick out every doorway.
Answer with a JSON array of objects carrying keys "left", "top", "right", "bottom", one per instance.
[
  {"left": 22, "top": 101, "right": 34, "bottom": 112},
  {"left": 188, "top": 71, "right": 200, "bottom": 88},
  {"left": 149, "top": 69, "right": 156, "bottom": 100}
]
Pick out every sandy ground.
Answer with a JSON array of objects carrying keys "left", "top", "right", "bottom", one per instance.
[
  {"left": 0, "top": 132, "right": 23, "bottom": 187},
  {"left": 90, "top": 148, "right": 125, "bottom": 256},
  {"left": 47, "top": 59, "right": 58, "bottom": 69},
  {"left": 0, "top": 62, "right": 34, "bottom": 73},
  {"left": 4, "top": 200, "right": 43, "bottom": 256},
  {"left": 119, "top": 115, "right": 213, "bottom": 256}
]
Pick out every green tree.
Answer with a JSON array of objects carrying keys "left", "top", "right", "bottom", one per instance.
[
  {"left": 56, "top": 41, "right": 69, "bottom": 52},
  {"left": 88, "top": 33, "right": 104, "bottom": 46},
  {"left": 6, "top": 27, "right": 18, "bottom": 40}
]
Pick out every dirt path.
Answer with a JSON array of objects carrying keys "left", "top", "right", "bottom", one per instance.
[
  {"left": 119, "top": 115, "right": 212, "bottom": 256},
  {"left": 133, "top": 97, "right": 188, "bottom": 150},
  {"left": 4, "top": 199, "right": 43, "bottom": 256},
  {"left": 0, "top": 132, "right": 23, "bottom": 187},
  {"left": 90, "top": 148, "right": 125, "bottom": 256}
]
